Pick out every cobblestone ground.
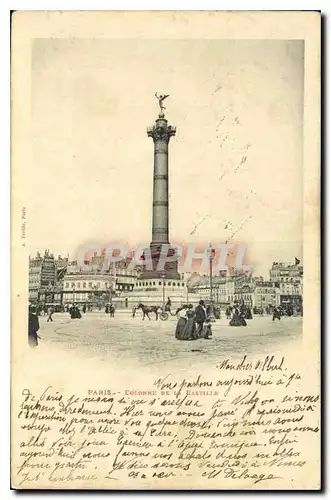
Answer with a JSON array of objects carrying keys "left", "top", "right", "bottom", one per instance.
[{"left": 37, "top": 311, "right": 303, "bottom": 371}]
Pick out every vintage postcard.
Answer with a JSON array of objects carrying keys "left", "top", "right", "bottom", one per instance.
[{"left": 11, "top": 11, "right": 321, "bottom": 490}]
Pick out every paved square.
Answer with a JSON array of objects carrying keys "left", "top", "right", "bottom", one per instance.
[{"left": 37, "top": 310, "right": 303, "bottom": 370}]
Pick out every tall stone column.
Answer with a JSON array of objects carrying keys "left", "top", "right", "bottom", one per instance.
[
  {"left": 141, "top": 107, "right": 180, "bottom": 279},
  {"left": 148, "top": 116, "right": 175, "bottom": 244}
]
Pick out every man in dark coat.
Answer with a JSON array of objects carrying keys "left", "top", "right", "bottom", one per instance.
[
  {"left": 165, "top": 297, "right": 172, "bottom": 312},
  {"left": 195, "top": 300, "right": 207, "bottom": 337},
  {"left": 47, "top": 306, "right": 54, "bottom": 322},
  {"left": 272, "top": 306, "right": 281, "bottom": 321},
  {"left": 28, "top": 305, "right": 40, "bottom": 347}
]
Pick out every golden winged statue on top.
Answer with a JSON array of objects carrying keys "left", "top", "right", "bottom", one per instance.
[{"left": 155, "top": 92, "right": 169, "bottom": 114}]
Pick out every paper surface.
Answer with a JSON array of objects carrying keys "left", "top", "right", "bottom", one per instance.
[{"left": 11, "top": 11, "right": 320, "bottom": 490}]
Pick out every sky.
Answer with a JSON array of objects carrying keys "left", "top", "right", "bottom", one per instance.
[{"left": 29, "top": 38, "right": 304, "bottom": 277}]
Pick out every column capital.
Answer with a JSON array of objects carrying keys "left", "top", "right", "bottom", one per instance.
[{"left": 147, "top": 118, "right": 176, "bottom": 143}]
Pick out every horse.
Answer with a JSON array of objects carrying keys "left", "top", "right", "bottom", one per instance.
[{"left": 137, "top": 303, "right": 160, "bottom": 320}]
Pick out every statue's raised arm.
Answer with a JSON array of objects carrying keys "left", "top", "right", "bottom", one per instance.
[{"left": 155, "top": 92, "right": 170, "bottom": 115}]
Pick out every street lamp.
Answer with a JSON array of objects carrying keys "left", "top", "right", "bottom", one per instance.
[
  {"left": 72, "top": 283, "right": 76, "bottom": 305},
  {"left": 110, "top": 281, "right": 113, "bottom": 305},
  {"left": 159, "top": 272, "right": 169, "bottom": 321},
  {"left": 107, "top": 277, "right": 116, "bottom": 307},
  {"left": 161, "top": 272, "right": 166, "bottom": 312},
  {"left": 108, "top": 280, "right": 113, "bottom": 306},
  {"left": 207, "top": 244, "right": 216, "bottom": 322}
]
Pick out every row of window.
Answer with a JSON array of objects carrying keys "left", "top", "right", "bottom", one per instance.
[
  {"left": 64, "top": 283, "right": 133, "bottom": 291},
  {"left": 279, "top": 277, "right": 301, "bottom": 282},
  {"left": 29, "top": 277, "right": 40, "bottom": 283},
  {"left": 194, "top": 287, "right": 227, "bottom": 292},
  {"left": 198, "top": 293, "right": 280, "bottom": 300},
  {"left": 280, "top": 285, "right": 301, "bottom": 290},
  {"left": 234, "top": 295, "right": 252, "bottom": 300},
  {"left": 65, "top": 282, "right": 114, "bottom": 289},
  {"left": 64, "top": 292, "right": 86, "bottom": 301},
  {"left": 137, "top": 282, "right": 185, "bottom": 287},
  {"left": 118, "top": 284, "right": 133, "bottom": 290}
]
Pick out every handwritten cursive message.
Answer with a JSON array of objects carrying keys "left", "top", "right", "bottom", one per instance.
[{"left": 13, "top": 355, "right": 319, "bottom": 489}]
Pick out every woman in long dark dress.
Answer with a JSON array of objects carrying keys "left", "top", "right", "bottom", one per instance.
[
  {"left": 181, "top": 305, "right": 196, "bottom": 340},
  {"left": 239, "top": 313, "right": 247, "bottom": 326},
  {"left": 70, "top": 305, "right": 82, "bottom": 319},
  {"left": 230, "top": 307, "right": 247, "bottom": 326},
  {"left": 245, "top": 307, "right": 253, "bottom": 320},
  {"left": 238, "top": 305, "right": 247, "bottom": 326},
  {"left": 175, "top": 308, "right": 187, "bottom": 339}
]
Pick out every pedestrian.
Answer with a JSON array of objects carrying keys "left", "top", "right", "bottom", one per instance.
[
  {"left": 195, "top": 300, "right": 207, "bottom": 337},
  {"left": 230, "top": 306, "right": 247, "bottom": 326},
  {"left": 239, "top": 304, "right": 248, "bottom": 326},
  {"left": 206, "top": 304, "right": 211, "bottom": 318},
  {"left": 181, "top": 304, "right": 196, "bottom": 340},
  {"left": 215, "top": 306, "right": 221, "bottom": 319},
  {"left": 175, "top": 308, "right": 187, "bottom": 339},
  {"left": 109, "top": 304, "right": 115, "bottom": 318},
  {"left": 165, "top": 297, "right": 172, "bottom": 312},
  {"left": 47, "top": 306, "right": 54, "bottom": 322},
  {"left": 272, "top": 306, "right": 281, "bottom": 321},
  {"left": 202, "top": 318, "right": 213, "bottom": 339},
  {"left": 82, "top": 304, "right": 86, "bottom": 314},
  {"left": 245, "top": 306, "right": 253, "bottom": 319},
  {"left": 28, "top": 305, "right": 41, "bottom": 347},
  {"left": 132, "top": 306, "right": 137, "bottom": 318},
  {"left": 70, "top": 304, "right": 81, "bottom": 319}
]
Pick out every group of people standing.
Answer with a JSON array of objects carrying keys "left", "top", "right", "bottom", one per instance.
[
  {"left": 105, "top": 304, "right": 115, "bottom": 317},
  {"left": 272, "top": 304, "right": 295, "bottom": 320},
  {"left": 175, "top": 300, "right": 212, "bottom": 341},
  {"left": 225, "top": 303, "right": 252, "bottom": 327},
  {"left": 69, "top": 304, "right": 82, "bottom": 319}
]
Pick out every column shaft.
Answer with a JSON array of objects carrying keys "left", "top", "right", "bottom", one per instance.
[{"left": 152, "top": 139, "right": 169, "bottom": 243}]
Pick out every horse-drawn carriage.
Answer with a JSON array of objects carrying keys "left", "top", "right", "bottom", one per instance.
[
  {"left": 137, "top": 303, "right": 170, "bottom": 320},
  {"left": 136, "top": 302, "right": 192, "bottom": 321}
]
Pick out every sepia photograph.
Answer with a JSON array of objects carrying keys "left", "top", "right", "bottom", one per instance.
[{"left": 27, "top": 36, "right": 305, "bottom": 368}]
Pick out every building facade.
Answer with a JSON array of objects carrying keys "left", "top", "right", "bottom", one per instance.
[
  {"left": 254, "top": 281, "right": 280, "bottom": 309},
  {"left": 269, "top": 261, "right": 303, "bottom": 310},
  {"left": 28, "top": 252, "right": 43, "bottom": 302},
  {"left": 29, "top": 250, "right": 67, "bottom": 307},
  {"left": 190, "top": 276, "right": 254, "bottom": 307},
  {"left": 62, "top": 270, "right": 137, "bottom": 308}
]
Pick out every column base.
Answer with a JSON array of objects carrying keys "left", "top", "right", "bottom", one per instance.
[{"left": 140, "top": 242, "right": 181, "bottom": 280}]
